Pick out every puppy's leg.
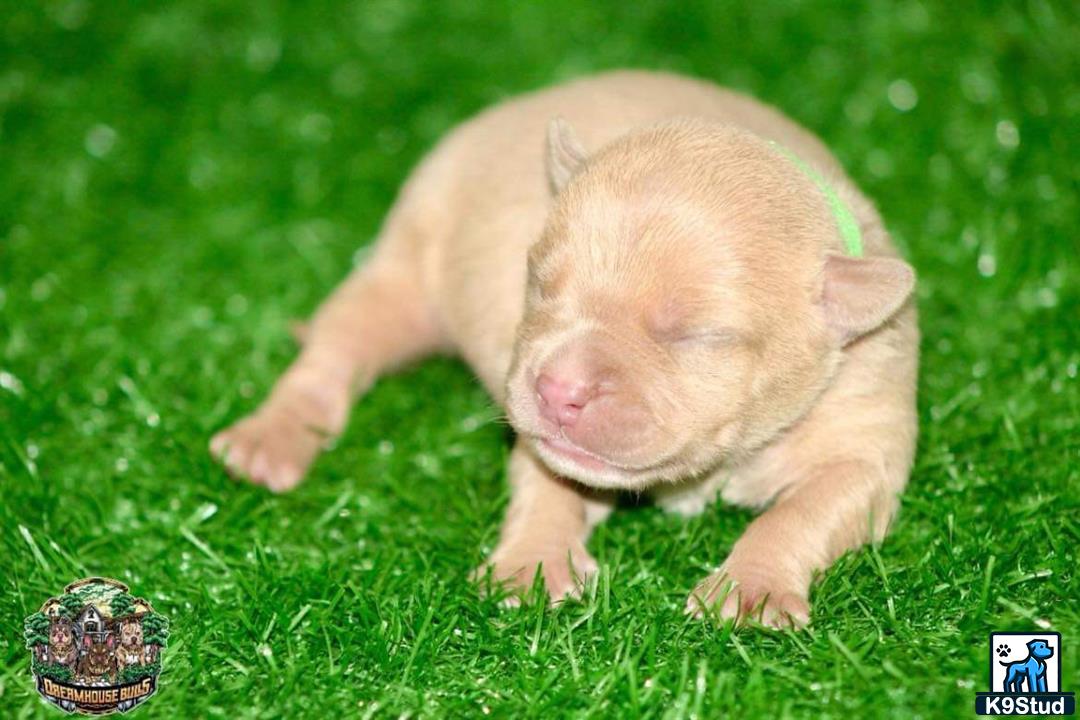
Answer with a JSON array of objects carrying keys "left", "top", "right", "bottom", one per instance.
[
  {"left": 480, "top": 440, "right": 614, "bottom": 604},
  {"left": 689, "top": 319, "right": 917, "bottom": 629},
  {"left": 688, "top": 454, "right": 905, "bottom": 628},
  {"left": 210, "top": 240, "right": 442, "bottom": 492}
]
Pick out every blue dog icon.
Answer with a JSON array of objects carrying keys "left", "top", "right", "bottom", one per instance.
[{"left": 1001, "top": 639, "right": 1054, "bottom": 693}]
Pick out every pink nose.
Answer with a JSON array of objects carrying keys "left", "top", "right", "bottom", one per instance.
[{"left": 535, "top": 373, "right": 595, "bottom": 426}]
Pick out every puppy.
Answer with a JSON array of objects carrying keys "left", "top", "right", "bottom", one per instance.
[
  {"left": 211, "top": 70, "right": 918, "bottom": 627},
  {"left": 48, "top": 619, "right": 77, "bottom": 668},
  {"left": 116, "top": 620, "right": 145, "bottom": 668},
  {"left": 1001, "top": 640, "right": 1053, "bottom": 693},
  {"left": 77, "top": 634, "right": 117, "bottom": 680}
]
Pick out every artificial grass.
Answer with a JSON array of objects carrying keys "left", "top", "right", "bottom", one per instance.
[{"left": 1, "top": 1, "right": 1078, "bottom": 717}]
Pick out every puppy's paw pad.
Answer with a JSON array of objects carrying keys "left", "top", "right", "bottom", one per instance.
[
  {"left": 686, "top": 568, "right": 809, "bottom": 629},
  {"left": 209, "top": 409, "right": 324, "bottom": 492}
]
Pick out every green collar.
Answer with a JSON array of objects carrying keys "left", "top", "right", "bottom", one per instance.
[{"left": 769, "top": 142, "right": 864, "bottom": 257}]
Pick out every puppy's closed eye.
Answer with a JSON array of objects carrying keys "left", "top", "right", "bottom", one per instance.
[
  {"left": 526, "top": 253, "right": 569, "bottom": 303},
  {"left": 665, "top": 327, "right": 743, "bottom": 348},
  {"left": 648, "top": 323, "right": 743, "bottom": 351}
]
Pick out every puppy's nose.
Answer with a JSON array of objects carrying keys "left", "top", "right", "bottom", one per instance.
[{"left": 535, "top": 373, "right": 596, "bottom": 426}]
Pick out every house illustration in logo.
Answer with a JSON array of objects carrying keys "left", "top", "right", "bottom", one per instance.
[{"left": 76, "top": 605, "right": 106, "bottom": 640}]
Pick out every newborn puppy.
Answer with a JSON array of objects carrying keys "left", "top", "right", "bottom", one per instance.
[{"left": 211, "top": 70, "right": 917, "bottom": 627}]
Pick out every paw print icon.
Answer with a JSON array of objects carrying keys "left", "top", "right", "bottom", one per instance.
[{"left": 995, "top": 643, "right": 1011, "bottom": 658}]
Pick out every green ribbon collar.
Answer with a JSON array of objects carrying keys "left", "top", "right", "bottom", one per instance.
[{"left": 769, "top": 141, "right": 864, "bottom": 258}]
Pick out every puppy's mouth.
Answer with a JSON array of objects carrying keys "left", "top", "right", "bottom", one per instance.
[
  {"left": 538, "top": 436, "right": 612, "bottom": 472},
  {"left": 531, "top": 434, "right": 676, "bottom": 491}
]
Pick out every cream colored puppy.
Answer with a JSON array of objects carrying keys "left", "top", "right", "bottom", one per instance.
[{"left": 210, "top": 70, "right": 918, "bottom": 627}]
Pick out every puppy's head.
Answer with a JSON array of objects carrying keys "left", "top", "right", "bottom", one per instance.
[
  {"left": 50, "top": 620, "right": 73, "bottom": 647},
  {"left": 120, "top": 621, "right": 142, "bottom": 646},
  {"left": 505, "top": 119, "right": 914, "bottom": 490}
]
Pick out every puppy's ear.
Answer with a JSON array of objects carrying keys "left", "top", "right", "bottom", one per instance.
[
  {"left": 546, "top": 117, "right": 587, "bottom": 194},
  {"left": 821, "top": 254, "right": 915, "bottom": 345}
]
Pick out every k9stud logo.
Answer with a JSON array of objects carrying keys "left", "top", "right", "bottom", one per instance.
[{"left": 976, "top": 632, "right": 1075, "bottom": 715}]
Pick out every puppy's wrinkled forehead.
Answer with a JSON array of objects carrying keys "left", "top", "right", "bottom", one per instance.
[
  {"left": 531, "top": 122, "right": 828, "bottom": 326},
  {"left": 531, "top": 189, "right": 739, "bottom": 305}
]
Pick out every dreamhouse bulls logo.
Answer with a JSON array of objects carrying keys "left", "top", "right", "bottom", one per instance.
[{"left": 24, "top": 577, "right": 170, "bottom": 715}]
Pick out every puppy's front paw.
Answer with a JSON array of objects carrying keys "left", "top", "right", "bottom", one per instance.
[
  {"left": 478, "top": 540, "right": 598, "bottom": 605},
  {"left": 209, "top": 406, "right": 328, "bottom": 492},
  {"left": 686, "top": 562, "right": 810, "bottom": 629}
]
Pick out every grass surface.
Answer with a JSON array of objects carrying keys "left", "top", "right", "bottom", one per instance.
[{"left": 2, "top": 1, "right": 1079, "bottom": 717}]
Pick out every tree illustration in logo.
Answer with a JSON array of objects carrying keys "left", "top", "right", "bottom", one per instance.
[
  {"left": 23, "top": 612, "right": 63, "bottom": 677},
  {"left": 57, "top": 592, "right": 85, "bottom": 618},
  {"left": 23, "top": 612, "right": 50, "bottom": 649},
  {"left": 110, "top": 592, "right": 136, "bottom": 618},
  {"left": 141, "top": 612, "right": 170, "bottom": 650}
]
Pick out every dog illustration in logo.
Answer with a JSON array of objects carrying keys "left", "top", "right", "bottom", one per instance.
[
  {"left": 116, "top": 620, "right": 145, "bottom": 669},
  {"left": 1001, "top": 638, "right": 1053, "bottom": 693},
  {"left": 77, "top": 633, "right": 117, "bottom": 681},
  {"left": 47, "top": 618, "right": 78, "bottom": 668}
]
